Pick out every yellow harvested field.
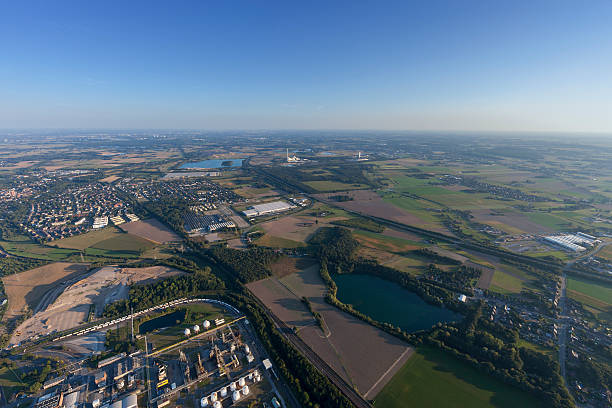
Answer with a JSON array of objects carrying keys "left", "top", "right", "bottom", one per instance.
[
  {"left": 100, "top": 175, "right": 120, "bottom": 183},
  {"left": 2, "top": 262, "right": 90, "bottom": 322}
]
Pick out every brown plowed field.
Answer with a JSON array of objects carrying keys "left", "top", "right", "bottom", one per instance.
[
  {"left": 119, "top": 218, "right": 181, "bottom": 243},
  {"left": 247, "top": 263, "right": 413, "bottom": 398},
  {"left": 269, "top": 257, "right": 318, "bottom": 278}
]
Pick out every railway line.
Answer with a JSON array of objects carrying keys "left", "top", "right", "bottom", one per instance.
[
  {"left": 247, "top": 289, "right": 373, "bottom": 408},
  {"left": 252, "top": 166, "right": 584, "bottom": 274}
]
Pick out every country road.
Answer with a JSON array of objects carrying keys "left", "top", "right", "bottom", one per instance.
[{"left": 557, "top": 240, "right": 611, "bottom": 387}]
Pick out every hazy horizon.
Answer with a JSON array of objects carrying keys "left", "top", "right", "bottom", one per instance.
[{"left": 2, "top": 0, "right": 611, "bottom": 132}]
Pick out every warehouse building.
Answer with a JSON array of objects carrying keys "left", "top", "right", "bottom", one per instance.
[
  {"left": 242, "top": 201, "right": 295, "bottom": 218},
  {"left": 543, "top": 232, "right": 599, "bottom": 252}
]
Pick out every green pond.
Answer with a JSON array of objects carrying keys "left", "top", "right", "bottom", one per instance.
[
  {"left": 138, "top": 310, "right": 186, "bottom": 334},
  {"left": 333, "top": 273, "right": 461, "bottom": 332}
]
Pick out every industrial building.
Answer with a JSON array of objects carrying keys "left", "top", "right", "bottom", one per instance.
[
  {"left": 32, "top": 392, "right": 63, "bottom": 408},
  {"left": 242, "top": 201, "right": 295, "bottom": 218},
  {"left": 543, "top": 232, "right": 599, "bottom": 252},
  {"left": 184, "top": 213, "right": 235, "bottom": 233},
  {"left": 109, "top": 393, "right": 138, "bottom": 408}
]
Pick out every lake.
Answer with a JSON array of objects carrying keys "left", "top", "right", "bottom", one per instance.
[
  {"left": 180, "top": 158, "right": 244, "bottom": 169},
  {"left": 333, "top": 273, "right": 461, "bottom": 332}
]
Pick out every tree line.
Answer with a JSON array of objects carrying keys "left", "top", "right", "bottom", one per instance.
[{"left": 309, "top": 226, "right": 575, "bottom": 407}]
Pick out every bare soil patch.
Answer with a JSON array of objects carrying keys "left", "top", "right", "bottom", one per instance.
[
  {"left": 269, "top": 257, "right": 317, "bottom": 278},
  {"left": 119, "top": 218, "right": 181, "bottom": 243},
  {"left": 259, "top": 214, "right": 347, "bottom": 244},
  {"left": 10, "top": 265, "right": 183, "bottom": 345},
  {"left": 2, "top": 263, "right": 90, "bottom": 323},
  {"left": 249, "top": 262, "right": 413, "bottom": 398}
]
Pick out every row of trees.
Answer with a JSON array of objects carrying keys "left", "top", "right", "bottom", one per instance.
[
  {"left": 427, "top": 304, "right": 574, "bottom": 408},
  {"left": 103, "top": 265, "right": 224, "bottom": 317},
  {"left": 310, "top": 226, "right": 574, "bottom": 407},
  {"left": 413, "top": 248, "right": 462, "bottom": 265},
  {"left": 225, "top": 293, "right": 355, "bottom": 408},
  {"left": 330, "top": 217, "right": 384, "bottom": 233}
]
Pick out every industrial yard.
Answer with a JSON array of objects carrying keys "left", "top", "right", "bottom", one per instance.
[{"left": 19, "top": 299, "right": 285, "bottom": 408}]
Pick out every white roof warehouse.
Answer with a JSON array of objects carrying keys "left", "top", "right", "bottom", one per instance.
[{"left": 242, "top": 201, "right": 295, "bottom": 218}]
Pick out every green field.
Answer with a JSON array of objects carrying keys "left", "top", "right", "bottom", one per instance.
[
  {"left": 567, "top": 275, "right": 612, "bottom": 317},
  {"left": 381, "top": 193, "right": 445, "bottom": 228},
  {"left": 0, "top": 236, "right": 77, "bottom": 261},
  {"left": 303, "top": 180, "right": 368, "bottom": 192},
  {"left": 386, "top": 174, "right": 514, "bottom": 210},
  {"left": 567, "top": 276, "right": 612, "bottom": 304},
  {"left": 0, "top": 367, "right": 24, "bottom": 399},
  {"left": 54, "top": 227, "right": 125, "bottom": 250},
  {"left": 374, "top": 347, "right": 541, "bottom": 408},
  {"left": 525, "top": 212, "right": 572, "bottom": 231},
  {"left": 353, "top": 230, "right": 424, "bottom": 253},
  {"left": 490, "top": 270, "right": 525, "bottom": 294},
  {"left": 92, "top": 233, "right": 155, "bottom": 252},
  {"left": 255, "top": 234, "right": 306, "bottom": 248}
]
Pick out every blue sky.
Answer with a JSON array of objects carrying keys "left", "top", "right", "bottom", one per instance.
[{"left": 1, "top": 0, "right": 611, "bottom": 131}]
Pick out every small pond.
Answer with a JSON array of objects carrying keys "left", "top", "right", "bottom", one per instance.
[{"left": 138, "top": 309, "right": 186, "bottom": 334}]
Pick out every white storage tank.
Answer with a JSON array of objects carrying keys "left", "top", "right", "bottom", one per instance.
[
  {"left": 220, "top": 387, "right": 227, "bottom": 398},
  {"left": 210, "top": 392, "right": 217, "bottom": 402},
  {"left": 229, "top": 382, "right": 237, "bottom": 391},
  {"left": 193, "top": 324, "right": 200, "bottom": 333},
  {"left": 184, "top": 328, "right": 191, "bottom": 337},
  {"left": 244, "top": 344, "right": 250, "bottom": 354},
  {"left": 238, "top": 377, "right": 246, "bottom": 387},
  {"left": 203, "top": 320, "right": 211, "bottom": 329},
  {"left": 232, "top": 391, "right": 241, "bottom": 402},
  {"left": 242, "top": 385, "right": 250, "bottom": 396},
  {"left": 200, "top": 397, "right": 209, "bottom": 407},
  {"left": 248, "top": 372, "right": 253, "bottom": 380},
  {"left": 213, "top": 401, "right": 221, "bottom": 408},
  {"left": 254, "top": 374, "right": 261, "bottom": 382}
]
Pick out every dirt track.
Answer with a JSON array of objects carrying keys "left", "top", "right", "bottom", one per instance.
[
  {"left": 10, "top": 265, "right": 182, "bottom": 345},
  {"left": 247, "top": 263, "right": 413, "bottom": 398}
]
